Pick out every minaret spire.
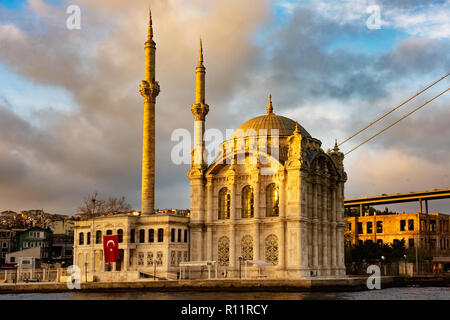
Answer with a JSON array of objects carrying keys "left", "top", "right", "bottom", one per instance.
[
  {"left": 194, "top": 38, "right": 207, "bottom": 105},
  {"left": 198, "top": 38, "right": 204, "bottom": 66},
  {"left": 148, "top": 9, "right": 153, "bottom": 41}
]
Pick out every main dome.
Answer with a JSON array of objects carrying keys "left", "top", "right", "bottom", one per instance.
[
  {"left": 233, "top": 112, "right": 311, "bottom": 138},
  {"left": 230, "top": 96, "right": 311, "bottom": 139}
]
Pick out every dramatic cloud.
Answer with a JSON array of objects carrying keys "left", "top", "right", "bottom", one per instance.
[{"left": 0, "top": 0, "right": 448, "bottom": 214}]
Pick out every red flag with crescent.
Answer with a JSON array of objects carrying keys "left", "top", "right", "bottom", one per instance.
[{"left": 103, "top": 235, "right": 119, "bottom": 262}]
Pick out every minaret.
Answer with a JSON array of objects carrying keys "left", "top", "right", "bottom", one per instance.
[
  {"left": 188, "top": 39, "right": 209, "bottom": 262},
  {"left": 191, "top": 39, "right": 209, "bottom": 168},
  {"left": 139, "top": 10, "right": 160, "bottom": 215}
]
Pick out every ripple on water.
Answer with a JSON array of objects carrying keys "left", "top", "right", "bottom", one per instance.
[{"left": 0, "top": 287, "right": 449, "bottom": 300}]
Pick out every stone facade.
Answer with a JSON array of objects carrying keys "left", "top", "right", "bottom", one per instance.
[
  {"left": 73, "top": 214, "right": 189, "bottom": 281},
  {"left": 188, "top": 40, "right": 347, "bottom": 278},
  {"left": 345, "top": 212, "right": 450, "bottom": 256}
]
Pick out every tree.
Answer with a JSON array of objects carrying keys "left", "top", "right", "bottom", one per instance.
[
  {"left": 78, "top": 192, "right": 132, "bottom": 218},
  {"left": 345, "top": 239, "right": 407, "bottom": 274},
  {"left": 104, "top": 196, "right": 132, "bottom": 214}
]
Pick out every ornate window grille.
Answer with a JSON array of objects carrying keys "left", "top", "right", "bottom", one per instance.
[
  {"left": 137, "top": 252, "right": 144, "bottom": 266},
  {"left": 265, "top": 234, "right": 279, "bottom": 265},
  {"left": 241, "top": 235, "right": 253, "bottom": 260},
  {"left": 218, "top": 236, "right": 230, "bottom": 266},
  {"left": 170, "top": 251, "right": 176, "bottom": 266},
  {"left": 177, "top": 251, "right": 182, "bottom": 266},
  {"left": 156, "top": 251, "right": 163, "bottom": 265},
  {"left": 147, "top": 252, "right": 153, "bottom": 266}
]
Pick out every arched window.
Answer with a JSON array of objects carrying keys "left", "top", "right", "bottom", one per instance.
[
  {"left": 87, "top": 232, "right": 91, "bottom": 245},
  {"left": 265, "top": 234, "right": 279, "bottom": 265},
  {"left": 96, "top": 230, "right": 102, "bottom": 244},
  {"left": 218, "top": 236, "right": 230, "bottom": 266},
  {"left": 218, "top": 187, "right": 231, "bottom": 220},
  {"left": 157, "top": 228, "right": 164, "bottom": 242},
  {"left": 79, "top": 232, "right": 84, "bottom": 245},
  {"left": 266, "top": 183, "right": 279, "bottom": 217},
  {"left": 241, "top": 235, "right": 253, "bottom": 260},
  {"left": 117, "top": 229, "right": 123, "bottom": 243},
  {"left": 106, "top": 230, "right": 112, "bottom": 235},
  {"left": 130, "top": 229, "right": 135, "bottom": 243},
  {"left": 148, "top": 229, "right": 154, "bottom": 243},
  {"left": 241, "top": 186, "right": 254, "bottom": 218}
]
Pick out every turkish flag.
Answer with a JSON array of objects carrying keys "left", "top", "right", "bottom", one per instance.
[{"left": 103, "top": 235, "right": 119, "bottom": 263}]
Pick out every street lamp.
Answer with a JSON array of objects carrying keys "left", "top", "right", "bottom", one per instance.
[
  {"left": 154, "top": 257, "right": 160, "bottom": 280},
  {"left": 84, "top": 261, "right": 88, "bottom": 283},
  {"left": 238, "top": 256, "right": 243, "bottom": 279},
  {"left": 380, "top": 256, "right": 385, "bottom": 276}
]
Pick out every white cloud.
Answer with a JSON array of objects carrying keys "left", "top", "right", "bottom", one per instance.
[
  {"left": 386, "top": 4, "right": 450, "bottom": 39},
  {"left": 345, "top": 148, "right": 450, "bottom": 198}
]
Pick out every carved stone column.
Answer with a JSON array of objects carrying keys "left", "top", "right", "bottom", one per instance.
[
  {"left": 251, "top": 169, "right": 260, "bottom": 261},
  {"left": 278, "top": 171, "right": 286, "bottom": 270},
  {"left": 206, "top": 176, "right": 213, "bottom": 261},
  {"left": 299, "top": 220, "right": 308, "bottom": 270},
  {"left": 331, "top": 186, "right": 337, "bottom": 270},
  {"left": 312, "top": 177, "right": 319, "bottom": 269},
  {"left": 228, "top": 171, "right": 237, "bottom": 270},
  {"left": 322, "top": 181, "right": 328, "bottom": 274}
]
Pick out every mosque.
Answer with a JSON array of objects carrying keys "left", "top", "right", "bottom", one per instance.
[{"left": 73, "top": 12, "right": 347, "bottom": 281}]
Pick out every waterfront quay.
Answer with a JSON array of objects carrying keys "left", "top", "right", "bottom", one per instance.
[{"left": 0, "top": 276, "right": 448, "bottom": 295}]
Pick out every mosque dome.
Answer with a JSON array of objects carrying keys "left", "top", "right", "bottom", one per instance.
[{"left": 230, "top": 95, "right": 311, "bottom": 139}]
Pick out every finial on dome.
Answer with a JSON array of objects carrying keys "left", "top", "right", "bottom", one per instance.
[
  {"left": 333, "top": 139, "right": 340, "bottom": 152},
  {"left": 294, "top": 122, "right": 300, "bottom": 134},
  {"left": 266, "top": 94, "right": 273, "bottom": 114}
]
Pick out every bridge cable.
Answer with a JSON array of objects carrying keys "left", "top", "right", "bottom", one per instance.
[
  {"left": 338, "top": 72, "right": 450, "bottom": 147},
  {"left": 344, "top": 87, "right": 450, "bottom": 156}
]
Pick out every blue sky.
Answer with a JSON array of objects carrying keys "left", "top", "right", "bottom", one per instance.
[
  {"left": 0, "top": 0, "right": 449, "bottom": 214},
  {"left": 0, "top": 0, "right": 25, "bottom": 10},
  {"left": 0, "top": 0, "right": 63, "bottom": 10}
]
